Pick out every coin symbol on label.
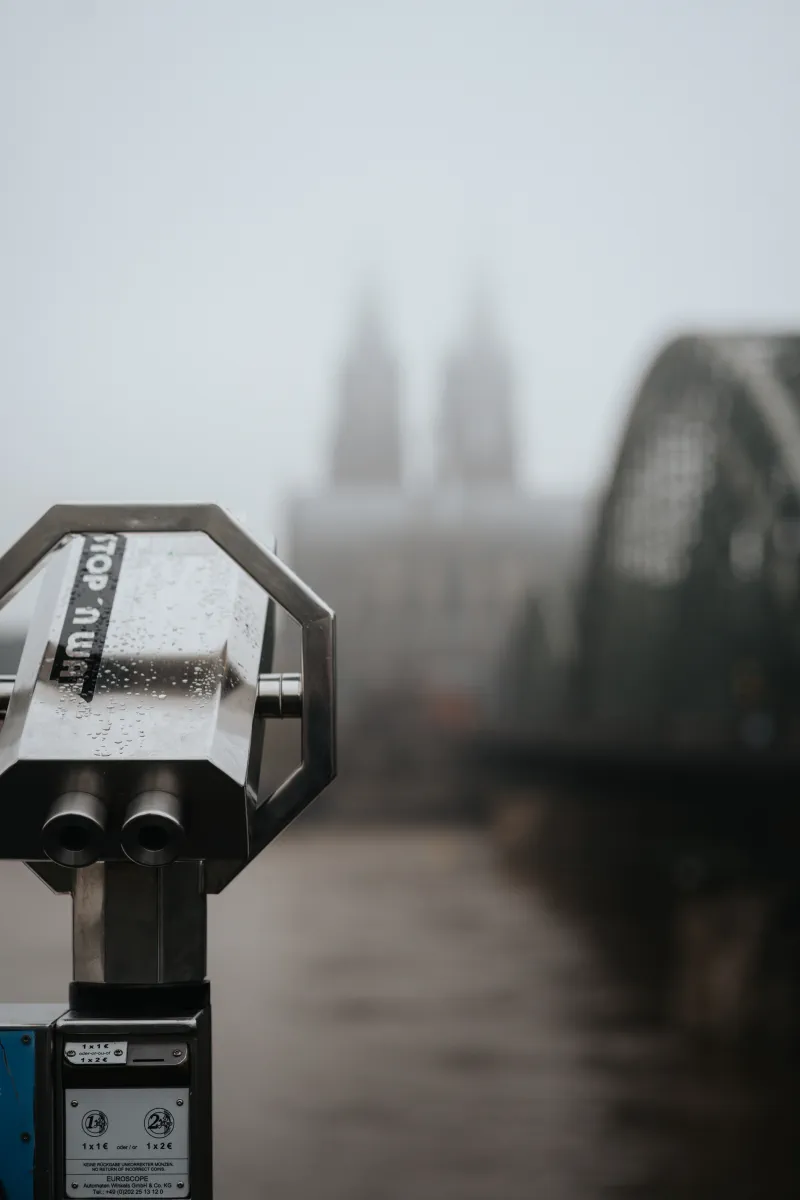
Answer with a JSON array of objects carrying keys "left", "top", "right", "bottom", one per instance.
[
  {"left": 144, "top": 1107, "right": 175, "bottom": 1137},
  {"left": 81, "top": 1110, "right": 109, "bottom": 1136}
]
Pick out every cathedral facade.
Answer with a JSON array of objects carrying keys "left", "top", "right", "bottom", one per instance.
[{"left": 279, "top": 298, "right": 586, "bottom": 815}]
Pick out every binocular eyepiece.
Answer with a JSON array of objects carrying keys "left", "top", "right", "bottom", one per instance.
[
  {"left": 120, "top": 790, "right": 185, "bottom": 867},
  {"left": 41, "top": 791, "right": 107, "bottom": 868},
  {"left": 42, "top": 789, "right": 186, "bottom": 869}
]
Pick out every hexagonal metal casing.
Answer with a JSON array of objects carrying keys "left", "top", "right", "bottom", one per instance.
[{"left": 0, "top": 506, "right": 335, "bottom": 886}]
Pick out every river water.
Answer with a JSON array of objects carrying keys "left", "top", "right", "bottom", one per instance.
[{"left": 1, "top": 827, "right": 798, "bottom": 1198}]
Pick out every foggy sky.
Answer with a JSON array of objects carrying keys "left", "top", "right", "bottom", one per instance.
[{"left": 1, "top": 0, "right": 799, "bottom": 595}]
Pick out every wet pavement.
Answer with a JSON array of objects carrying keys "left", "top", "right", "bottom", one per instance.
[{"left": 1, "top": 826, "right": 798, "bottom": 1198}]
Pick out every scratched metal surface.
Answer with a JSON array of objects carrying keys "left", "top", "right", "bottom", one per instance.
[{"left": 0, "top": 1022, "right": 36, "bottom": 1200}]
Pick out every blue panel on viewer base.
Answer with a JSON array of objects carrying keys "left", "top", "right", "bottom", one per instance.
[{"left": 0, "top": 1026, "right": 36, "bottom": 1200}]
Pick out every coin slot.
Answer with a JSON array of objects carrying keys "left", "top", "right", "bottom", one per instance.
[{"left": 127, "top": 1042, "right": 188, "bottom": 1065}]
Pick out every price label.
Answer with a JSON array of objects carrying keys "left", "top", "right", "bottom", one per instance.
[{"left": 65, "top": 1042, "right": 128, "bottom": 1066}]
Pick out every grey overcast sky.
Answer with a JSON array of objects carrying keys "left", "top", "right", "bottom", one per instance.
[{"left": 1, "top": 0, "right": 798, "bottom": 564}]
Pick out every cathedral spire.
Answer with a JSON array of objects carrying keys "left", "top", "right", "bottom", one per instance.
[
  {"left": 330, "top": 290, "right": 403, "bottom": 487},
  {"left": 437, "top": 294, "right": 517, "bottom": 488}
]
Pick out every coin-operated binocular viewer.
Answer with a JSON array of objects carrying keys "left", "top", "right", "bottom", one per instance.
[{"left": 0, "top": 505, "right": 335, "bottom": 1200}]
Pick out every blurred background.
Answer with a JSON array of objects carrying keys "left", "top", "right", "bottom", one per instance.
[{"left": 3, "top": 1, "right": 800, "bottom": 1196}]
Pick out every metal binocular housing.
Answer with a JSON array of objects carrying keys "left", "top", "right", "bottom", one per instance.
[
  {"left": 0, "top": 504, "right": 336, "bottom": 894},
  {"left": 0, "top": 505, "right": 335, "bottom": 1200}
]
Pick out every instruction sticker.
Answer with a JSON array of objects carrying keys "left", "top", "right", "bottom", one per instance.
[{"left": 65, "top": 1087, "right": 189, "bottom": 1197}]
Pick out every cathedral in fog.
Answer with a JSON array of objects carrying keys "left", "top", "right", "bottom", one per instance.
[
  {"left": 283, "top": 295, "right": 586, "bottom": 765},
  {"left": 329, "top": 297, "right": 404, "bottom": 488},
  {"left": 437, "top": 295, "right": 517, "bottom": 488}
]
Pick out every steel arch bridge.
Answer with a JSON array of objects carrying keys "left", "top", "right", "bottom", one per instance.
[
  {"left": 572, "top": 332, "right": 800, "bottom": 758},
  {"left": 482, "top": 334, "right": 800, "bottom": 1045},
  {"left": 493, "top": 332, "right": 800, "bottom": 768}
]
